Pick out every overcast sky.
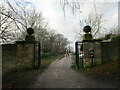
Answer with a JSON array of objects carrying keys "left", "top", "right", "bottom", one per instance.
[{"left": 24, "top": 0, "right": 119, "bottom": 50}]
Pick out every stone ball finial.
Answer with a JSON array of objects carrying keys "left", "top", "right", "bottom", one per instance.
[
  {"left": 83, "top": 25, "right": 91, "bottom": 33},
  {"left": 25, "top": 28, "right": 35, "bottom": 42},
  {"left": 27, "top": 28, "right": 34, "bottom": 35}
]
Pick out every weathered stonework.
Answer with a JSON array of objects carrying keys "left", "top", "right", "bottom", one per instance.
[
  {"left": 82, "top": 26, "right": 102, "bottom": 67},
  {"left": 83, "top": 40, "right": 102, "bottom": 67},
  {"left": 101, "top": 41, "right": 119, "bottom": 63},
  {"left": 2, "top": 42, "right": 35, "bottom": 72},
  {"left": 17, "top": 42, "right": 35, "bottom": 68},
  {"left": 2, "top": 28, "right": 36, "bottom": 73}
]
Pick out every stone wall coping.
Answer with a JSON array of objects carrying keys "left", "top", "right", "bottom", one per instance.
[
  {"left": 2, "top": 44, "right": 16, "bottom": 45},
  {"left": 82, "top": 39, "right": 103, "bottom": 42},
  {"left": 16, "top": 41, "right": 36, "bottom": 44},
  {"left": 101, "top": 41, "right": 112, "bottom": 44},
  {"left": 1, "top": 41, "right": 39, "bottom": 46}
]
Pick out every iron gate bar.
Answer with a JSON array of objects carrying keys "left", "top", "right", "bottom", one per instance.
[
  {"left": 34, "top": 41, "right": 41, "bottom": 69},
  {"left": 75, "top": 41, "right": 83, "bottom": 69}
]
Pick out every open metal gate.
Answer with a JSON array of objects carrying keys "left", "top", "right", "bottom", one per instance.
[
  {"left": 75, "top": 41, "right": 83, "bottom": 69},
  {"left": 34, "top": 41, "right": 41, "bottom": 69}
]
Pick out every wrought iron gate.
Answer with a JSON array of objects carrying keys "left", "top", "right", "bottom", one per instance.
[
  {"left": 34, "top": 41, "right": 41, "bottom": 69},
  {"left": 75, "top": 41, "right": 83, "bottom": 69}
]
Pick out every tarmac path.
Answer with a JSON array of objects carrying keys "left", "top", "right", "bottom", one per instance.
[{"left": 28, "top": 55, "right": 119, "bottom": 88}]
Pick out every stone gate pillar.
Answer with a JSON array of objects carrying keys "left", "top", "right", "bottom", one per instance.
[
  {"left": 16, "top": 28, "right": 35, "bottom": 69},
  {"left": 82, "top": 26, "right": 102, "bottom": 67}
]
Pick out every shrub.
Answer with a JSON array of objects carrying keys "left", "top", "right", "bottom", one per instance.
[
  {"left": 41, "top": 52, "right": 55, "bottom": 58},
  {"left": 112, "top": 35, "right": 120, "bottom": 43},
  {"left": 111, "top": 35, "right": 120, "bottom": 47}
]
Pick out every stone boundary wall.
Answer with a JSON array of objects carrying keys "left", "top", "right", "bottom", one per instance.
[
  {"left": 83, "top": 40, "right": 119, "bottom": 68},
  {"left": 101, "top": 42, "right": 119, "bottom": 63},
  {"left": 2, "top": 42, "right": 34, "bottom": 74}
]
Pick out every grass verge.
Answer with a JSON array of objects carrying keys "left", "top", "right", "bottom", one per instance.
[
  {"left": 2, "top": 54, "right": 64, "bottom": 88},
  {"left": 71, "top": 60, "right": 120, "bottom": 77}
]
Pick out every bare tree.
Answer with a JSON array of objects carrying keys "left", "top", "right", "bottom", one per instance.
[
  {"left": 0, "top": 2, "right": 18, "bottom": 43},
  {"left": 0, "top": 0, "right": 27, "bottom": 43},
  {"left": 110, "top": 25, "right": 119, "bottom": 36},
  {"left": 0, "top": 0, "right": 47, "bottom": 42},
  {"left": 0, "top": 0, "right": 70, "bottom": 55},
  {"left": 78, "top": 12, "right": 106, "bottom": 38},
  {"left": 60, "top": 0, "right": 108, "bottom": 39}
]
